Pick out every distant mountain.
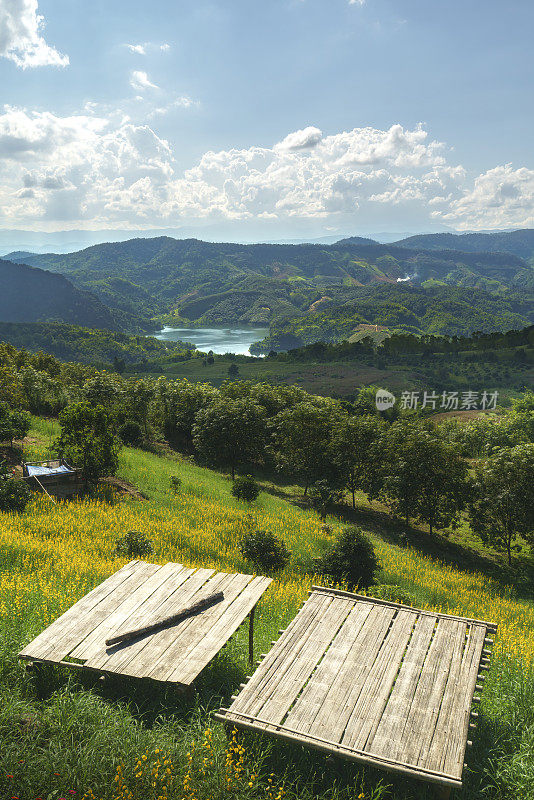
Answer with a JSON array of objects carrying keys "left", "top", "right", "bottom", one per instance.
[
  {"left": 393, "top": 229, "right": 534, "bottom": 263},
  {"left": 7, "top": 236, "right": 534, "bottom": 328},
  {"left": 0, "top": 258, "right": 123, "bottom": 329}
]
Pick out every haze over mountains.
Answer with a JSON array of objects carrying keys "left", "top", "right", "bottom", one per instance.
[{"left": 1, "top": 228, "right": 533, "bottom": 347}]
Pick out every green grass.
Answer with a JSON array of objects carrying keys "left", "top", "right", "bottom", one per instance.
[{"left": 1, "top": 420, "right": 534, "bottom": 800}]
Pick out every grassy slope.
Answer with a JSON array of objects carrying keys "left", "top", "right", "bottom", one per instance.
[{"left": 2, "top": 419, "right": 534, "bottom": 800}]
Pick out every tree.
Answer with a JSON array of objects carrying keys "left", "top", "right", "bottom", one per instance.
[
  {"left": 228, "top": 362, "right": 239, "bottom": 377},
  {"left": 308, "top": 479, "right": 343, "bottom": 521},
  {"left": 0, "top": 403, "right": 30, "bottom": 447},
  {"left": 380, "top": 423, "right": 468, "bottom": 534},
  {"left": 231, "top": 475, "right": 260, "bottom": 502},
  {"left": 154, "top": 378, "right": 218, "bottom": 446},
  {"left": 469, "top": 444, "right": 534, "bottom": 566},
  {"left": 269, "top": 402, "right": 339, "bottom": 494},
  {"left": 331, "top": 415, "right": 385, "bottom": 508},
  {"left": 239, "top": 529, "right": 290, "bottom": 573},
  {"left": 56, "top": 402, "right": 121, "bottom": 484},
  {"left": 314, "top": 527, "right": 380, "bottom": 591},
  {"left": 192, "top": 398, "right": 267, "bottom": 479}
]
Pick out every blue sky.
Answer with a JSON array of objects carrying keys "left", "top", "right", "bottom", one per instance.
[{"left": 0, "top": 0, "right": 533, "bottom": 239}]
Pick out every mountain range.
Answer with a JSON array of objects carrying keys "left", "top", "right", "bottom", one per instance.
[{"left": 2, "top": 228, "right": 534, "bottom": 346}]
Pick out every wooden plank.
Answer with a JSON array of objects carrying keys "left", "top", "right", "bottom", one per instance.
[
  {"left": 284, "top": 601, "right": 373, "bottom": 733},
  {"left": 249, "top": 596, "right": 355, "bottom": 725},
  {"left": 231, "top": 592, "right": 336, "bottom": 718},
  {"left": 433, "top": 624, "right": 487, "bottom": 777},
  {"left": 311, "top": 586, "right": 498, "bottom": 631},
  {"left": 19, "top": 561, "right": 151, "bottom": 662},
  {"left": 69, "top": 561, "right": 179, "bottom": 662},
  {"left": 215, "top": 710, "right": 462, "bottom": 789},
  {"left": 342, "top": 608, "right": 417, "bottom": 751},
  {"left": 303, "top": 604, "right": 397, "bottom": 744},
  {"left": 148, "top": 571, "right": 253, "bottom": 682},
  {"left": 83, "top": 565, "right": 196, "bottom": 671},
  {"left": 395, "top": 618, "right": 464, "bottom": 767},
  {"left": 166, "top": 575, "right": 272, "bottom": 684},
  {"left": 117, "top": 569, "right": 229, "bottom": 680},
  {"left": 365, "top": 613, "right": 436, "bottom": 759}
]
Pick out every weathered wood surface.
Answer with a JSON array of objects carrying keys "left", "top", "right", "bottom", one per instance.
[
  {"left": 19, "top": 561, "right": 272, "bottom": 686},
  {"left": 216, "top": 587, "right": 496, "bottom": 789}
]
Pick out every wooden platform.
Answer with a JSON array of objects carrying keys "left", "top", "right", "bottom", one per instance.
[
  {"left": 215, "top": 586, "right": 496, "bottom": 791},
  {"left": 19, "top": 560, "right": 272, "bottom": 686}
]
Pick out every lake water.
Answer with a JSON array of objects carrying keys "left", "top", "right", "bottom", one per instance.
[{"left": 153, "top": 326, "right": 269, "bottom": 356}]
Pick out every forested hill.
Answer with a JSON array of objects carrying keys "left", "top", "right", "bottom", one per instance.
[
  {"left": 0, "top": 258, "right": 121, "bottom": 330},
  {"left": 393, "top": 229, "right": 534, "bottom": 263},
  {"left": 7, "top": 235, "right": 534, "bottom": 327}
]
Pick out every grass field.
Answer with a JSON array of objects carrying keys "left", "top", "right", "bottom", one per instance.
[
  {"left": 130, "top": 354, "right": 534, "bottom": 403},
  {"left": 2, "top": 419, "right": 534, "bottom": 800}
]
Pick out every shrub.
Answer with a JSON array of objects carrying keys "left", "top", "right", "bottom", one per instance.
[
  {"left": 231, "top": 475, "right": 260, "bottom": 503},
  {"left": 0, "top": 477, "right": 31, "bottom": 513},
  {"left": 115, "top": 530, "right": 154, "bottom": 558},
  {"left": 314, "top": 526, "right": 380, "bottom": 591},
  {"left": 118, "top": 420, "right": 143, "bottom": 446},
  {"left": 239, "top": 529, "right": 290, "bottom": 574},
  {"left": 170, "top": 475, "right": 182, "bottom": 492}
]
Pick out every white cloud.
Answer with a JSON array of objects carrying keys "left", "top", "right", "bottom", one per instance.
[
  {"left": 125, "top": 42, "right": 171, "bottom": 55},
  {"left": 149, "top": 96, "right": 199, "bottom": 117},
  {"left": 435, "top": 164, "right": 534, "bottom": 230},
  {"left": 126, "top": 43, "right": 146, "bottom": 55},
  {"left": 0, "top": 0, "right": 69, "bottom": 68},
  {"left": 0, "top": 111, "right": 532, "bottom": 232},
  {"left": 349, "top": 0, "right": 366, "bottom": 5},
  {"left": 275, "top": 126, "right": 323, "bottom": 151},
  {"left": 130, "top": 70, "right": 159, "bottom": 91}
]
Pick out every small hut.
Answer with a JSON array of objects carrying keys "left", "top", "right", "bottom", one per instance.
[{"left": 22, "top": 459, "right": 83, "bottom": 499}]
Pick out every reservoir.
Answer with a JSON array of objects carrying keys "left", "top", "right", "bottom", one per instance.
[{"left": 153, "top": 326, "right": 269, "bottom": 356}]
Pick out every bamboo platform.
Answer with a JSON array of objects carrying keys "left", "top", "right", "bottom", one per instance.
[
  {"left": 19, "top": 560, "right": 272, "bottom": 686},
  {"left": 215, "top": 586, "right": 497, "bottom": 794}
]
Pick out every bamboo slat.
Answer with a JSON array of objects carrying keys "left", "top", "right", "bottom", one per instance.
[{"left": 217, "top": 587, "right": 497, "bottom": 790}]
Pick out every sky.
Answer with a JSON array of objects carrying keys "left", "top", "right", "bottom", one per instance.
[{"left": 0, "top": 0, "right": 533, "bottom": 241}]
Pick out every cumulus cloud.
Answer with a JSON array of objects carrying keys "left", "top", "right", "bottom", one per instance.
[
  {"left": 275, "top": 126, "right": 323, "bottom": 151},
  {"left": 0, "top": 0, "right": 69, "bottom": 68},
  {"left": 130, "top": 70, "right": 159, "bottom": 91},
  {"left": 0, "top": 111, "right": 532, "bottom": 231},
  {"left": 126, "top": 43, "right": 146, "bottom": 55},
  {"left": 435, "top": 164, "right": 534, "bottom": 230}
]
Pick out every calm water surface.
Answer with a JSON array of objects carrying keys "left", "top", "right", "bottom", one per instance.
[{"left": 154, "top": 326, "right": 268, "bottom": 355}]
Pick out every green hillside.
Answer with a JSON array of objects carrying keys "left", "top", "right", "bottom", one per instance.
[
  {"left": 2, "top": 412, "right": 533, "bottom": 800},
  {"left": 394, "top": 229, "right": 534, "bottom": 263},
  {"left": 8, "top": 237, "right": 534, "bottom": 329}
]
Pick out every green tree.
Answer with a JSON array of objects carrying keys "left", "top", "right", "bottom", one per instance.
[
  {"left": 331, "top": 415, "right": 385, "bottom": 508},
  {"left": 56, "top": 402, "right": 121, "bottom": 484},
  {"left": 314, "top": 527, "right": 380, "bottom": 591},
  {"left": 192, "top": 398, "right": 266, "bottom": 479},
  {"left": 269, "top": 402, "right": 339, "bottom": 494},
  {"left": 381, "top": 424, "right": 468, "bottom": 534},
  {"left": 469, "top": 444, "right": 534, "bottom": 566}
]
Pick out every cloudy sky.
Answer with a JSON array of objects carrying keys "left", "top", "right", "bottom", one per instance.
[{"left": 0, "top": 0, "right": 533, "bottom": 239}]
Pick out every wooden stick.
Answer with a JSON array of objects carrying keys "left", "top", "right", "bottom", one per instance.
[{"left": 105, "top": 591, "right": 224, "bottom": 646}]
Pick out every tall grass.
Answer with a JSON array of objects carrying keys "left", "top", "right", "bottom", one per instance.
[{"left": 0, "top": 421, "right": 533, "bottom": 799}]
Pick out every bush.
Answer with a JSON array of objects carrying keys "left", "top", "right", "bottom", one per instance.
[
  {"left": 115, "top": 530, "right": 154, "bottom": 558},
  {"left": 239, "top": 529, "right": 290, "bottom": 574},
  {"left": 170, "top": 475, "right": 182, "bottom": 492},
  {"left": 0, "top": 477, "right": 31, "bottom": 513},
  {"left": 314, "top": 526, "right": 380, "bottom": 591},
  {"left": 231, "top": 475, "right": 260, "bottom": 503},
  {"left": 118, "top": 420, "right": 143, "bottom": 446}
]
